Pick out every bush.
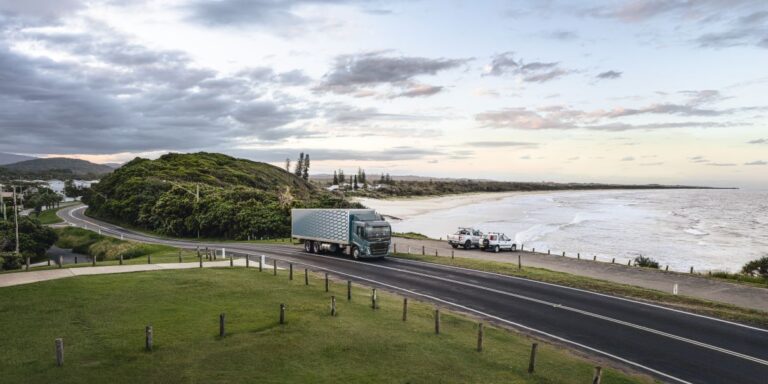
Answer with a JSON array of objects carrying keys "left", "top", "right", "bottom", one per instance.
[
  {"left": 55, "top": 227, "right": 174, "bottom": 261},
  {"left": 633, "top": 255, "right": 660, "bottom": 269},
  {"left": 0, "top": 252, "right": 23, "bottom": 271},
  {"left": 741, "top": 257, "right": 768, "bottom": 277}
]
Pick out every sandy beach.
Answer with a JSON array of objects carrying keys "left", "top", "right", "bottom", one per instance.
[{"left": 355, "top": 191, "right": 540, "bottom": 219}]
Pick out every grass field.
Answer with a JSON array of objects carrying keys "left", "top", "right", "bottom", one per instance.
[
  {"left": 32, "top": 202, "right": 80, "bottom": 225},
  {"left": 393, "top": 253, "right": 768, "bottom": 328},
  {"left": 1, "top": 268, "right": 655, "bottom": 384}
]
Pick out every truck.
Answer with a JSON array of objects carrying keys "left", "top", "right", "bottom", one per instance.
[
  {"left": 447, "top": 227, "right": 483, "bottom": 249},
  {"left": 291, "top": 209, "right": 392, "bottom": 259},
  {"left": 479, "top": 232, "right": 517, "bottom": 253}
]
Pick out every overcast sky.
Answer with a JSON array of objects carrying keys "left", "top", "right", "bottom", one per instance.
[{"left": 0, "top": 0, "right": 766, "bottom": 188}]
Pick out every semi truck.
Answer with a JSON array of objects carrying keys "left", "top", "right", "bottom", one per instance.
[{"left": 291, "top": 209, "right": 392, "bottom": 259}]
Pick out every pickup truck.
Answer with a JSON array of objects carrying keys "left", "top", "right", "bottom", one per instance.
[
  {"left": 447, "top": 227, "right": 483, "bottom": 249},
  {"left": 480, "top": 232, "right": 516, "bottom": 253}
]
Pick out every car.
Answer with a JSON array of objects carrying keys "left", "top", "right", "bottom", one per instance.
[
  {"left": 447, "top": 227, "right": 483, "bottom": 249},
  {"left": 480, "top": 232, "right": 516, "bottom": 253}
]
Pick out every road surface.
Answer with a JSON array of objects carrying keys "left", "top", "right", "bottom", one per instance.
[{"left": 58, "top": 205, "right": 768, "bottom": 384}]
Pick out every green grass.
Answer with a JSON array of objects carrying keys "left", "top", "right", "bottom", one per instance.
[
  {"left": 393, "top": 231, "right": 431, "bottom": 240},
  {"left": 710, "top": 271, "right": 768, "bottom": 287},
  {"left": 31, "top": 202, "right": 79, "bottom": 225},
  {"left": 0, "top": 268, "right": 655, "bottom": 384},
  {"left": 393, "top": 253, "right": 768, "bottom": 328}
]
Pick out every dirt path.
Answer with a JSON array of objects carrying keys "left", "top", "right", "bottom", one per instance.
[{"left": 391, "top": 237, "right": 768, "bottom": 312}]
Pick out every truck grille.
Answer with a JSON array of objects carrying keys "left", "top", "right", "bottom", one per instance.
[{"left": 370, "top": 242, "right": 389, "bottom": 256}]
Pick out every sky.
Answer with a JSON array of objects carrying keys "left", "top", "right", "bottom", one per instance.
[{"left": 0, "top": 0, "right": 766, "bottom": 188}]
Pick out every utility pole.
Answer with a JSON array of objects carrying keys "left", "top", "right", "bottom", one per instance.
[
  {"left": 13, "top": 186, "right": 20, "bottom": 255},
  {"left": 0, "top": 183, "right": 6, "bottom": 221}
]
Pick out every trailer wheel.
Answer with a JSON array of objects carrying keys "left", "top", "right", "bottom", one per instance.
[
  {"left": 352, "top": 246, "right": 360, "bottom": 260},
  {"left": 312, "top": 241, "right": 321, "bottom": 254},
  {"left": 304, "top": 241, "right": 312, "bottom": 253},
  {"left": 464, "top": 240, "right": 472, "bottom": 250}
]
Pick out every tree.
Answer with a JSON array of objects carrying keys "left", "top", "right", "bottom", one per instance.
[
  {"left": 302, "top": 154, "right": 310, "bottom": 180},
  {"left": 294, "top": 153, "right": 304, "bottom": 176},
  {"left": 742, "top": 256, "right": 768, "bottom": 278},
  {"left": 338, "top": 169, "right": 345, "bottom": 184},
  {"left": 0, "top": 216, "right": 57, "bottom": 270},
  {"left": 353, "top": 175, "right": 359, "bottom": 190},
  {"left": 285, "top": 158, "right": 291, "bottom": 172},
  {"left": 64, "top": 180, "right": 85, "bottom": 198},
  {"left": 332, "top": 171, "right": 338, "bottom": 185}
]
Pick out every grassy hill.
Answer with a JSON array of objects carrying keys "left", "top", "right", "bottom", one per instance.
[
  {"left": 0, "top": 152, "right": 36, "bottom": 165},
  {"left": 85, "top": 152, "right": 354, "bottom": 239},
  {"left": 1, "top": 157, "right": 113, "bottom": 179}
]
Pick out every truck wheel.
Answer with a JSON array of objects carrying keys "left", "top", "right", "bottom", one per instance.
[
  {"left": 352, "top": 247, "right": 360, "bottom": 260},
  {"left": 312, "top": 242, "right": 321, "bottom": 254},
  {"left": 304, "top": 241, "right": 312, "bottom": 253},
  {"left": 494, "top": 245, "right": 500, "bottom": 253},
  {"left": 464, "top": 240, "right": 472, "bottom": 250}
]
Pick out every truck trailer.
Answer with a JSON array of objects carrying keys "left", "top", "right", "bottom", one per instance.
[{"left": 291, "top": 209, "right": 391, "bottom": 259}]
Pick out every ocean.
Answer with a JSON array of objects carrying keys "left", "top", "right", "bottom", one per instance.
[{"left": 359, "top": 189, "right": 768, "bottom": 272}]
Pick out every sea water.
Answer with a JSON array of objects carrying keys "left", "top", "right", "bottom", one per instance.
[{"left": 362, "top": 189, "right": 768, "bottom": 272}]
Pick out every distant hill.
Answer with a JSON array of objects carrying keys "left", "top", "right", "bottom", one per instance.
[
  {"left": 1, "top": 157, "right": 114, "bottom": 178},
  {"left": 85, "top": 152, "right": 355, "bottom": 239},
  {"left": 0, "top": 152, "right": 36, "bottom": 165}
]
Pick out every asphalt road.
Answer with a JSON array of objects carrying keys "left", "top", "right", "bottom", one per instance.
[{"left": 59, "top": 205, "right": 768, "bottom": 384}]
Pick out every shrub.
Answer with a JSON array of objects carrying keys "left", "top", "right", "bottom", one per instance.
[
  {"left": 741, "top": 257, "right": 768, "bottom": 278},
  {"left": 633, "top": 255, "right": 660, "bottom": 269},
  {"left": 0, "top": 252, "right": 23, "bottom": 271}
]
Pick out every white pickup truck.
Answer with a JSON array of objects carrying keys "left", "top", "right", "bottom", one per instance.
[
  {"left": 447, "top": 227, "right": 483, "bottom": 249},
  {"left": 479, "top": 232, "right": 517, "bottom": 253}
]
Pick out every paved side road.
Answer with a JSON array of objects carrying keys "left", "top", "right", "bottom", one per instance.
[
  {"left": 0, "top": 259, "right": 277, "bottom": 288},
  {"left": 391, "top": 237, "right": 768, "bottom": 312}
]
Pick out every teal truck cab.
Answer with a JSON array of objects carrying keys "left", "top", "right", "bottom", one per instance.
[{"left": 291, "top": 209, "right": 391, "bottom": 259}]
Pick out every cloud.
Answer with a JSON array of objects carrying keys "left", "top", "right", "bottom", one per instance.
[
  {"left": 640, "top": 162, "right": 664, "bottom": 166},
  {"left": 0, "top": 24, "right": 322, "bottom": 155},
  {"left": 465, "top": 141, "right": 539, "bottom": 148},
  {"left": 519, "top": 155, "right": 531, "bottom": 160},
  {"left": 484, "top": 52, "right": 570, "bottom": 82},
  {"left": 747, "top": 138, "right": 767, "bottom": 144},
  {"left": 544, "top": 30, "right": 579, "bottom": 40},
  {"left": 744, "top": 160, "right": 767, "bottom": 165},
  {"left": 621, "top": 156, "right": 635, "bottom": 161},
  {"left": 228, "top": 146, "right": 445, "bottom": 162},
  {"left": 475, "top": 102, "right": 741, "bottom": 131},
  {"left": 0, "top": 0, "right": 85, "bottom": 19},
  {"left": 707, "top": 163, "right": 737, "bottom": 167},
  {"left": 596, "top": 70, "right": 622, "bottom": 80},
  {"left": 316, "top": 52, "right": 467, "bottom": 97}
]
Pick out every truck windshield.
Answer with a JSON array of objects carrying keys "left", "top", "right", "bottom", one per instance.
[{"left": 366, "top": 226, "right": 391, "bottom": 240}]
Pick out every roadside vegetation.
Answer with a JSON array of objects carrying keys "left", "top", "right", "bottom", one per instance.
[
  {"left": 55, "top": 227, "right": 178, "bottom": 262},
  {"left": 393, "top": 253, "right": 768, "bottom": 328},
  {"left": 393, "top": 231, "right": 431, "bottom": 240},
  {"left": 1, "top": 268, "right": 654, "bottom": 384},
  {"left": 633, "top": 255, "right": 660, "bottom": 269},
  {"left": 84, "top": 152, "right": 361, "bottom": 240},
  {"left": 709, "top": 256, "right": 768, "bottom": 287}
]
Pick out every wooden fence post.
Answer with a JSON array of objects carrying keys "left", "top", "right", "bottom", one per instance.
[
  {"left": 402, "top": 298, "right": 408, "bottom": 321},
  {"left": 665, "top": 265, "right": 669, "bottom": 272},
  {"left": 435, "top": 249, "right": 438, "bottom": 257},
  {"left": 305, "top": 269, "right": 309, "bottom": 285},
  {"left": 47, "top": 259, "right": 51, "bottom": 267},
  {"left": 55, "top": 338, "right": 64, "bottom": 366},
  {"left": 518, "top": 254, "right": 521, "bottom": 270},
  {"left": 246, "top": 254, "right": 249, "bottom": 268},
  {"left": 628, "top": 259, "right": 631, "bottom": 266},
  {"left": 91, "top": 255, "right": 95, "bottom": 266},
  {"left": 592, "top": 366, "right": 602, "bottom": 384},
  {"left": 331, "top": 296, "right": 337, "bottom": 316},
  {"left": 451, "top": 250, "right": 454, "bottom": 259},
  {"left": 147, "top": 255, "right": 151, "bottom": 264},
  {"left": 120, "top": 254, "right": 124, "bottom": 265},
  {"left": 577, "top": 253, "right": 580, "bottom": 260},
  {"left": 74, "top": 256, "right": 78, "bottom": 264},
  {"left": 477, "top": 323, "right": 484, "bottom": 352},
  {"left": 219, "top": 313, "right": 226, "bottom": 337},
  {"left": 279, "top": 304, "right": 286, "bottom": 324},
  {"left": 562, "top": 251, "right": 565, "bottom": 257},
  {"left": 178, "top": 250, "right": 182, "bottom": 263},
  {"left": 371, "top": 288, "right": 377, "bottom": 309},
  {"left": 593, "top": 255, "right": 596, "bottom": 261},
  {"left": 690, "top": 266, "right": 694, "bottom": 274},
  {"left": 347, "top": 280, "right": 352, "bottom": 300},
  {"left": 434, "top": 308, "right": 441, "bottom": 334},
  {"left": 145, "top": 325, "right": 153, "bottom": 351},
  {"left": 528, "top": 343, "right": 538, "bottom": 373},
  {"left": 259, "top": 256, "right": 263, "bottom": 272},
  {"left": 24, "top": 257, "right": 29, "bottom": 271},
  {"left": 59, "top": 255, "right": 63, "bottom": 268},
  {"left": 611, "top": 258, "right": 615, "bottom": 264},
  {"left": 532, "top": 248, "right": 535, "bottom": 253},
  {"left": 422, "top": 246, "right": 425, "bottom": 255},
  {"left": 547, "top": 250, "right": 550, "bottom": 255},
  {"left": 229, "top": 254, "right": 233, "bottom": 267},
  {"left": 325, "top": 273, "right": 329, "bottom": 292},
  {"left": 273, "top": 260, "right": 277, "bottom": 276},
  {"left": 289, "top": 263, "right": 293, "bottom": 280},
  {"left": 394, "top": 243, "right": 397, "bottom": 254}
]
